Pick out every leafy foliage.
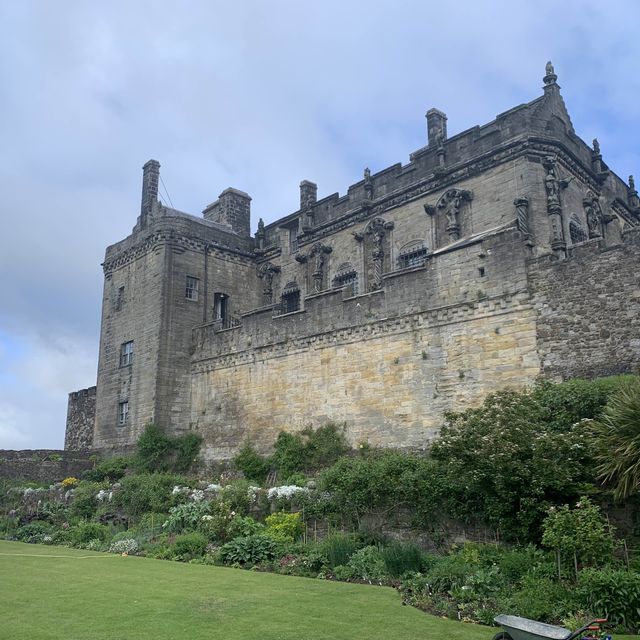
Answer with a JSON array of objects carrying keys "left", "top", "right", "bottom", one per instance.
[
  {"left": 380, "top": 541, "right": 423, "bottom": 577},
  {"left": 83, "top": 457, "right": 130, "bottom": 482},
  {"left": 321, "top": 533, "right": 359, "bottom": 568},
  {"left": 589, "top": 379, "right": 640, "bottom": 501},
  {"left": 233, "top": 442, "right": 270, "bottom": 484},
  {"left": 431, "top": 389, "right": 595, "bottom": 541},
  {"left": 542, "top": 497, "right": 617, "bottom": 578},
  {"left": 174, "top": 532, "right": 208, "bottom": 557},
  {"left": 136, "top": 424, "right": 203, "bottom": 473},
  {"left": 577, "top": 567, "right": 640, "bottom": 631},
  {"left": 219, "top": 535, "right": 278, "bottom": 565},
  {"left": 112, "top": 473, "right": 185, "bottom": 518},
  {"left": 163, "top": 501, "right": 212, "bottom": 533},
  {"left": 264, "top": 512, "right": 303, "bottom": 542}
]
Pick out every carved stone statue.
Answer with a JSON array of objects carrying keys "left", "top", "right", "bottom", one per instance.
[
  {"left": 545, "top": 61, "right": 555, "bottom": 76},
  {"left": 256, "top": 217, "right": 265, "bottom": 249},
  {"left": 542, "top": 157, "right": 566, "bottom": 258},
  {"left": 364, "top": 218, "right": 394, "bottom": 290},
  {"left": 363, "top": 167, "right": 374, "bottom": 201},
  {"left": 630, "top": 175, "right": 636, "bottom": 191},
  {"left": 257, "top": 262, "right": 280, "bottom": 304},
  {"left": 584, "top": 199, "right": 601, "bottom": 238},
  {"left": 297, "top": 242, "right": 332, "bottom": 293},
  {"left": 592, "top": 139, "right": 600, "bottom": 155},
  {"left": 437, "top": 189, "right": 473, "bottom": 241}
]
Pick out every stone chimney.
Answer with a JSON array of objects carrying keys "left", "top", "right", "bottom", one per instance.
[
  {"left": 300, "top": 180, "right": 317, "bottom": 210},
  {"left": 140, "top": 159, "right": 160, "bottom": 226},
  {"left": 426, "top": 109, "right": 447, "bottom": 148},
  {"left": 203, "top": 188, "right": 252, "bottom": 237}
]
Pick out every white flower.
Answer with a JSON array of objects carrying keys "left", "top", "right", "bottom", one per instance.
[
  {"left": 189, "top": 489, "right": 205, "bottom": 502},
  {"left": 201, "top": 515, "right": 214, "bottom": 521},
  {"left": 267, "top": 485, "right": 309, "bottom": 501}
]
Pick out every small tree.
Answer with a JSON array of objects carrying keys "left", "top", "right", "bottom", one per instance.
[{"left": 541, "top": 496, "right": 617, "bottom": 581}]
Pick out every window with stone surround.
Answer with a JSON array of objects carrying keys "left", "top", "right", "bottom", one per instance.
[
  {"left": 279, "top": 281, "right": 300, "bottom": 314},
  {"left": 117, "top": 401, "right": 129, "bottom": 426},
  {"left": 185, "top": 276, "right": 199, "bottom": 300},
  {"left": 569, "top": 215, "right": 588, "bottom": 244},
  {"left": 119, "top": 341, "right": 134, "bottom": 367},
  {"left": 332, "top": 263, "right": 359, "bottom": 296},
  {"left": 398, "top": 240, "right": 428, "bottom": 269}
]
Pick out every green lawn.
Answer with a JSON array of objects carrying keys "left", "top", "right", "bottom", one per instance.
[{"left": 0, "top": 540, "right": 491, "bottom": 640}]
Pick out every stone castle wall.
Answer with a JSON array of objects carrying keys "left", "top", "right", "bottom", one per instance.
[
  {"left": 529, "top": 228, "right": 640, "bottom": 379},
  {"left": 0, "top": 450, "right": 95, "bottom": 483},
  {"left": 64, "top": 386, "right": 96, "bottom": 451}
]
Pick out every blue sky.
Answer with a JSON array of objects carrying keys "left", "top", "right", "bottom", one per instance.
[{"left": 0, "top": 0, "right": 639, "bottom": 449}]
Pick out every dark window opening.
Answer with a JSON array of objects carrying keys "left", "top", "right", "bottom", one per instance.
[
  {"left": 569, "top": 218, "right": 588, "bottom": 244},
  {"left": 398, "top": 245, "right": 428, "bottom": 269},
  {"left": 281, "top": 290, "right": 300, "bottom": 314},
  {"left": 333, "top": 271, "right": 359, "bottom": 296},
  {"left": 478, "top": 267, "right": 485, "bottom": 277}
]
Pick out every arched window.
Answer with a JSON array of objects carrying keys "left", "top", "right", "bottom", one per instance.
[
  {"left": 398, "top": 240, "right": 429, "bottom": 269},
  {"left": 569, "top": 215, "right": 588, "bottom": 244},
  {"left": 332, "top": 262, "right": 359, "bottom": 296}
]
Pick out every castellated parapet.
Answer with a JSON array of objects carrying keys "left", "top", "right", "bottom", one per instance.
[{"left": 66, "top": 64, "right": 640, "bottom": 460}]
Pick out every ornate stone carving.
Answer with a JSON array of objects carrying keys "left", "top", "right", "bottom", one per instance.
[
  {"left": 436, "top": 189, "right": 473, "bottom": 241},
  {"left": 364, "top": 218, "right": 394, "bottom": 291},
  {"left": 296, "top": 242, "right": 332, "bottom": 293},
  {"left": 257, "top": 261, "right": 281, "bottom": 305},
  {"left": 583, "top": 191, "right": 603, "bottom": 239},
  {"left": 542, "top": 156, "right": 567, "bottom": 258},
  {"left": 514, "top": 196, "right": 532, "bottom": 244},
  {"left": 629, "top": 175, "right": 640, "bottom": 211},
  {"left": 543, "top": 60, "right": 557, "bottom": 85}
]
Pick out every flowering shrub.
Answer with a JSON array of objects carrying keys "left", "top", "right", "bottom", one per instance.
[
  {"left": 61, "top": 477, "right": 78, "bottom": 489},
  {"left": 267, "top": 485, "right": 309, "bottom": 501},
  {"left": 109, "top": 538, "right": 139, "bottom": 555}
]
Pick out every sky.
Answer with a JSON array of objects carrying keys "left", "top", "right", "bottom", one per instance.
[{"left": 0, "top": 0, "right": 639, "bottom": 450}]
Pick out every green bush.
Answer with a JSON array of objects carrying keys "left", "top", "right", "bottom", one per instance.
[
  {"left": 321, "top": 533, "right": 359, "bottom": 568},
  {"left": 135, "top": 424, "right": 202, "bottom": 473},
  {"left": 83, "top": 457, "right": 130, "bottom": 482},
  {"left": 381, "top": 541, "right": 423, "bottom": 577},
  {"left": 173, "top": 531, "right": 208, "bottom": 557},
  {"left": 112, "top": 473, "right": 184, "bottom": 518},
  {"left": 506, "top": 574, "right": 577, "bottom": 624},
  {"left": 70, "top": 481, "right": 103, "bottom": 519},
  {"left": 264, "top": 512, "right": 303, "bottom": 542},
  {"left": 219, "top": 480, "right": 251, "bottom": 515},
  {"left": 577, "top": 567, "right": 640, "bottom": 631},
  {"left": 69, "top": 522, "right": 111, "bottom": 545},
  {"left": 219, "top": 534, "right": 278, "bottom": 565},
  {"left": 431, "top": 389, "right": 597, "bottom": 542},
  {"left": 346, "top": 545, "right": 387, "bottom": 581},
  {"left": 14, "top": 521, "right": 55, "bottom": 543},
  {"left": 233, "top": 442, "right": 270, "bottom": 484}
]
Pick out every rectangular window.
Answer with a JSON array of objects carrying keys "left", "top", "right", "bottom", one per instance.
[
  {"left": 120, "top": 341, "right": 134, "bottom": 367},
  {"left": 289, "top": 224, "right": 299, "bottom": 254},
  {"left": 398, "top": 246, "right": 428, "bottom": 269},
  {"left": 333, "top": 271, "right": 359, "bottom": 296},
  {"left": 185, "top": 276, "right": 199, "bottom": 300},
  {"left": 117, "top": 401, "right": 129, "bottom": 426},
  {"left": 281, "top": 290, "right": 300, "bottom": 314}
]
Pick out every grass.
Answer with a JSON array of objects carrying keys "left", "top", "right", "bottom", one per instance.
[{"left": 0, "top": 540, "right": 490, "bottom": 640}]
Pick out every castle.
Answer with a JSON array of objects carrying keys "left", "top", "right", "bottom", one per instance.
[{"left": 65, "top": 64, "right": 640, "bottom": 461}]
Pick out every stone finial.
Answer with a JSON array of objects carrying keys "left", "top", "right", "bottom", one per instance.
[
  {"left": 592, "top": 138, "right": 601, "bottom": 155},
  {"left": 256, "top": 218, "right": 265, "bottom": 249},
  {"left": 141, "top": 159, "right": 160, "bottom": 224},
  {"left": 426, "top": 108, "right": 447, "bottom": 148},
  {"left": 363, "top": 167, "right": 373, "bottom": 201},
  {"left": 629, "top": 175, "right": 636, "bottom": 191},
  {"left": 543, "top": 60, "right": 557, "bottom": 85}
]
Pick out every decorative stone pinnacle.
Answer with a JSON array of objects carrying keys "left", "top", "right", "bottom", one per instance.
[{"left": 543, "top": 60, "right": 557, "bottom": 86}]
